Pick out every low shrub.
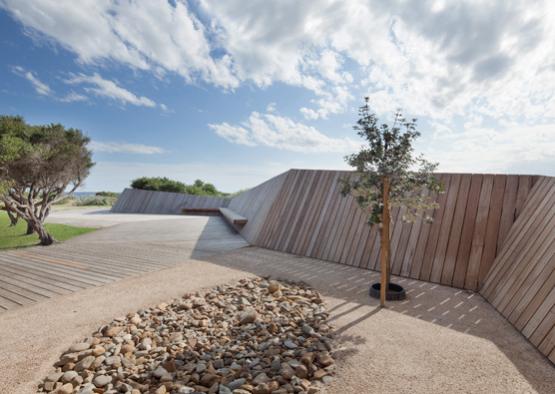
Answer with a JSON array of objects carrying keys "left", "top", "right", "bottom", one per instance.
[{"left": 74, "top": 195, "right": 117, "bottom": 206}]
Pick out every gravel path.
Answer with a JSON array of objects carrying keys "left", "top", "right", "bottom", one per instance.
[{"left": 0, "top": 244, "right": 553, "bottom": 393}]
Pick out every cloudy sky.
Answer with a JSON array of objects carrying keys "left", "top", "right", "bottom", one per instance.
[{"left": 0, "top": 0, "right": 554, "bottom": 192}]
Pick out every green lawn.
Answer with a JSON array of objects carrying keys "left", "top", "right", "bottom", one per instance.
[{"left": 0, "top": 212, "right": 96, "bottom": 249}]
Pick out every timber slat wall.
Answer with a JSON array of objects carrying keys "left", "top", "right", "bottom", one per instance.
[
  {"left": 233, "top": 169, "right": 539, "bottom": 292},
  {"left": 111, "top": 188, "right": 229, "bottom": 214},
  {"left": 481, "top": 177, "right": 555, "bottom": 363}
]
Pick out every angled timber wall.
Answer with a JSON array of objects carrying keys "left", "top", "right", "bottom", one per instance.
[
  {"left": 480, "top": 176, "right": 555, "bottom": 363},
  {"left": 233, "top": 169, "right": 539, "bottom": 291},
  {"left": 227, "top": 172, "right": 288, "bottom": 243},
  {"left": 112, "top": 188, "right": 229, "bottom": 214}
]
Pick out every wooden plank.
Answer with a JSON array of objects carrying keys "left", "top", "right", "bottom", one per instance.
[
  {"left": 342, "top": 203, "right": 367, "bottom": 266},
  {"left": 477, "top": 175, "right": 507, "bottom": 287},
  {"left": 409, "top": 176, "right": 443, "bottom": 279},
  {"left": 420, "top": 174, "right": 452, "bottom": 281},
  {"left": 514, "top": 176, "right": 532, "bottom": 218},
  {"left": 295, "top": 171, "right": 332, "bottom": 255},
  {"left": 512, "top": 268, "right": 555, "bottom": 331},
  {"left": 311, "top": 174, "right": 346, "bottom": 259},
  {"left": 322, "top": 180, "right": 352, "bottom": 261},
  {"left": 491, "top": 211, "right": 555, "bottom": 311},
  {"left": 441, "top": 174, "right": 471, "bottom": 285},
  {"left": 452, "top": 174, "right": 482, "bottom": 289},
  {"left": 497, "top": 175, "right": 519, "bottom": 250},
  {"left": 284, "top": 171, "right": 320, "bottom": 253},
  {"left": 481, "top": 179, "right": 554, "bottom": 296},
  {"left": 306, "top": 172, "right": 342, "bottom": 256},
  {"left": 391, "top": 209, "right": 411, "bottom": 276},
  {"left": 535, "top": 308, "right": 555, "bottom": 354},
  {"left": 430, "top": 174, "right": 461, "bottom": 283}
]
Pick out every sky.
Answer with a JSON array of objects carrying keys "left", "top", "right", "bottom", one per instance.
[{"left": 0, "top": 0, "right": 554, "bottom": 193}]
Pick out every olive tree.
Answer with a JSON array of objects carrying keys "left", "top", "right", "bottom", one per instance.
[
  {"left": 341, "top": 98, "right": 442, "bottom": 306},
  {"left": 0, "top": 116, "right": 94, "bottom": 245}
]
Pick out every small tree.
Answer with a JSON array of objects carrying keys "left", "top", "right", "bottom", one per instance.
[
  {"left": 341, "top": 98, "right": 442, "bottom": 306},
  {"left": 0, "top": 116, "right": 94, "bottom": 245}
]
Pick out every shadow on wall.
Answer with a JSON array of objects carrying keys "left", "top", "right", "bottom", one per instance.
[{"left": 200, "top": 246, "right": 554, "bottom": 393}]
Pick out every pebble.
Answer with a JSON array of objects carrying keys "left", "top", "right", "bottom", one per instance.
[
  {"left": 61, "top": 371, "right": 78, "bottom": 383},
  {"left": 92, "top": 374, "right": 112, "bottom": 387},
  {"left": 39, "top": 278, "right": 335, "bottom": 394},
  {"left": 238, "top": 307, "right": 258, "bottom": 325}
]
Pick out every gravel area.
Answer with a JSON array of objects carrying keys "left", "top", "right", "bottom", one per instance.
[
  {"left": 0, "top": 246, "right": 553, "bottom": 394},
  {"left": 39, "top": 278, "right": 335, "bottom": 394}
]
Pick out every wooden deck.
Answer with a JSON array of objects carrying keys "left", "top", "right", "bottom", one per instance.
[{"left": 0, "top": 216, "right": 248, "bottom": 313}]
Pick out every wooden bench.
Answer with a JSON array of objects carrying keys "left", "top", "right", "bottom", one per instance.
[
  {"left": 218, "top": 207, "right": 248, "bottom": 226},
  {"left": 181, "top": 207, "right": 220, "bottom": 216}
]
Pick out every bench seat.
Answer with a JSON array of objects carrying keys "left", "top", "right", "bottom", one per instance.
[
  {"left": 219, "top": 207, "right": 248, "bottom": 226},
  {"left": 181, "top": 207, "right": 220, "bottom": 215}
]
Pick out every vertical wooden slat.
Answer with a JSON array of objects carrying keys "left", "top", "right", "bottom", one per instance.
[
  {"left": 441, "top": 174, "right": 472, "bottom": 285},
  {"left": 452, "top": 174, "right": 482, "bottom": 289},
  {"left": 420, "top": 175, "right": 452, "bottom": 281},
  {"left": 430, "top": 174, "right": 461, "bottom": 283}
]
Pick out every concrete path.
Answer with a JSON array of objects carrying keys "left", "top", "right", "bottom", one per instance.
[
  {"left": 46, "top": 207, "right": 191, "bottom": 227},
  {"left": 0, "top": 213, "right": 248, "bottom": 313}
]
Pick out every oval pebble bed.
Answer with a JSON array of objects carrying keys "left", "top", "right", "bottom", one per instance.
[{"left": 39, "top": 278, "right": 335, "bottom": 394}]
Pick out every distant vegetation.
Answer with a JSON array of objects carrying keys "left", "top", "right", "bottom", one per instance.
[
  {"left": 131, "top": 177, "right": 228, "bottom": 197},
  {"left": 54, "top": 192, "right": 119, "bottom": 207}
]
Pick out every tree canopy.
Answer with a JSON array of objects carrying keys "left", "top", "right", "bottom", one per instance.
[
  {"left": 341, "top": 98, "right": 442, "bottom": 225},
  {"left": 131, "top": 177, "right": 227, "bottom": 197},
  {"left": 0, "top": 115, "right": 94, "bottom": 244}
]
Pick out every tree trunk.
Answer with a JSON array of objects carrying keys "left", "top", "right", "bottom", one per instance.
[
  {"left": 6, "top": 209, "right": 18, "bottom": 226},
  {"left": 380, "top": 176, "right": 391, "bottom": 307},
  {"left": 26, "top": 221, "right": 34, "bottom": 235},
  {"left": 29, "top": 219, "right": 54, "bottom": 245}
]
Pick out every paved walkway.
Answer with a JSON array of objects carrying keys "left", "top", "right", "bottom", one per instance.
[{"left": 0, "top": 212, "right": 248, "bottom": 312}]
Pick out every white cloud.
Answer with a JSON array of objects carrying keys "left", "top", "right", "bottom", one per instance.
[
  {"left": 65, "top": 73, "right": 157, "bottom": 108},
  {"left": 210, "top": 112, "right": 360, "bottom": 153},
  {"left": 3, "top": 0, "right": 555, "bottom": 174},
  {"left": 4, "top": 0, "right": 554, "bottom": 124},
  {"left": 0, "top": 0, "right": 238, "bottom": 88},
  {"left": 12, "top": 65, "right": 52, "bottom": 96},
  {"left": 90, "top": 141, "right": 165, "bottom": 155},
  {"left": 59, "top": 91, "right": 87, "bottom": 103},
  {"left": 421, "top": 123, "right": 555, "bottom": 173}
]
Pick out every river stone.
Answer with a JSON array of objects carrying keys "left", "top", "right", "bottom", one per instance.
[
  {"left": 93, "top": 374, "right": 112, "bottom": 387},
  {"left": 61, "top": 370, "right": 78, "bottom": 383},
  {"left": 268, "top": 281, "right": 280, "bottom": 293},
  {"left": 75, "top": 355, "right": 95, "bottom": 371},
  {"left": 238, "top": 308, "right": 258, "bottom": 325}
]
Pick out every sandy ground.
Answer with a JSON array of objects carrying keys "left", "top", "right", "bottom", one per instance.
[{"left": 0, "top": 244, "right": 553, "bottom": 394}]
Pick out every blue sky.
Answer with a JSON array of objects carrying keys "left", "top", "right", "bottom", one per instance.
[{"left": 1, "top": 1, "right": 554, "bottom": 192}]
